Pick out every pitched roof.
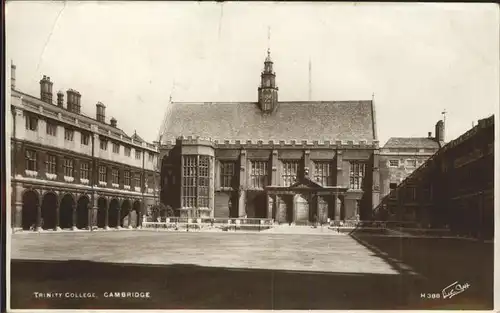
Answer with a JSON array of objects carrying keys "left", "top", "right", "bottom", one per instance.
[
  {"left": 131, "top": 131, "right": 144, "bottom": 143},
  {"left": 14, "top": 89, "right": 132, "bottom": 139},
  {"left": 383, "top": 137, "right": 440, "bottom": 149},
  {"left": 160, "top": 100, "right": 376, "bottom": 143}
]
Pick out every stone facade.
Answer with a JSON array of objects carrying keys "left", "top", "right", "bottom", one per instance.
[
  {"left": 9, "top": 63, "right": 160, "bottom": 232},
  {"left": 375, "top": 115, "right": 494, "bottom": 239},
  {"left": 379, "top": 126, "right": 443, "bottom": 199},
  {"left": 158, "top": 51, "right": 381, "bottom": 223},
  {"left": 160, "top": 138, "right": 379, "bottom": 222}
]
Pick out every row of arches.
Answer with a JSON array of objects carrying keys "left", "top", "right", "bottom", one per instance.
[{"left": 21, "top": 190, "right": 142, "bottom": 231}]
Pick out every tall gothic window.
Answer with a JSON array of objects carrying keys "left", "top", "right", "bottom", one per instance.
[
  {"left": 112, "top": 168, "right": 119, "bottom": 184},
  {"left": 182, "top": 155, "right": 211, "bottom": 208},
  {"left": 46, "top": 154, "right": 57, "bottom": 174},
  {"left": 282, "top": 160, "right": 299, "bottom": 187},
  {"left": 250, "top": 160, "right": 268, "bottom": 188},
  {"left": 198, "top": 156, "right": 210, "bottom": 207},
  {"left": 80, "top": 162, "right": 89, "bottom": 180},
  {"left": 183, "top": 156, "right": 197, "bottom": 208},
  {"left": 63, "top": 158, "right": 74, "bottom": 177},
  {"left": 124, "top": 171, "right": 130, "bottom": 186},
  {"left": 99, "top": 165, "right": 107, "bottom": 182},
  {"left": 220, "top": 161, "right": 236, "bottom": 188},
  {"left": 349, "top": 161, "right": 366, "bottom": 190},
  {"left": 134, "top": 173, "right": 142, "bottom": 188},
  {"left": 25, "top": 149, "right": 37, "bottom": 171},
  {"left": 314, "top": 161, "right": 332, "bottom": 186}
]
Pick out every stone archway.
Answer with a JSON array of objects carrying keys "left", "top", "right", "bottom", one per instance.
[
  {"left": 59, "top": 194, "right": 75, "bottom": 229},
  {"left": 108, "top": 199, "right": 120, "bottom": 228},
  {"left": 76, "top": 195, "right": 90, "bottom": 229},
  {"left": 132, "top": 200, "right": 141, "bottom": 228},
  {"left": 22, "top": 190, "right": 39, "bottom": 230},
  {"left": 253, "top": 193, "right": 268, "bottom": 219},
  {"left": 41, "top": 192, "right": 58, "bottom": 230},
  {"left": 97, "top": 197, "right": 107, "bottom": 228},
  {"left": 121, "top": 199, "right": 132, "bottom": 227},
  {"left": 294, "top": 194, "right": 309, "bottom": 224}
]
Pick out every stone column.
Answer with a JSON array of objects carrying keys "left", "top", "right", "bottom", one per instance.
[
  {"left": 104, "top": 202, "right": 110, "bottom": 230},
  {"left": 271, "top": 150, "right": 278, "bottom": 186},
  {"left": 128, "top": 209, "right": 133, "bottom": 229},
  {"left": 36, "top": 203, "right": 42, "bottom": 231},
  {"left": 334, "top": 194, "right": 341, "bottom": 221},
  {"left": 14, "top": 202, "right": 23, "bottom": 231},
  {"left": 55, "top": 199, "right": 61, "bottom": 231},
  {"left": 304, "top": 150, "right": 311, "bottom": 179},
  {"left": 13, "top": 183, "right": 24, "bottom": 231},
  {"left": 117, "top": 208, "right": 121, "bottom": 229},
  {"left": 291, "top": 195, "right": 296, "bottom": 225},
  {"left": 316, "top": 195, "right": 323, "bottom": 224},
  {"left": 267, "top": 194, "right": 274, "bottom": 219},
  {"left": 72, "top": 204, "right": 77, "bottom": 230},
  {"left": 336, "top": 151, "right": 343, "bottom": 186},
  {"left": 138, "top": 202, "right": 144, "bottom": 228},
  {"left": 238, "top": 150, "right": 247, "bottom": 217}
]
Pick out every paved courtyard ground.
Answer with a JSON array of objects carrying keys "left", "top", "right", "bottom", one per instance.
[{"left": 9, "top": 230, "right": 493, "bottom": 310}]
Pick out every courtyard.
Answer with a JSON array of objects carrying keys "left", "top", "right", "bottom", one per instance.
[{"left": 10, "top": 230, "right": 493, "bottom": 310}]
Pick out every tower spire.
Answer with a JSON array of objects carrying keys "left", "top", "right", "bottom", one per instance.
[{"left": 267, "top": 25, "right": 271, "bottom": 53}]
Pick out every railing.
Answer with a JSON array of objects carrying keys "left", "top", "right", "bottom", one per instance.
[{"left": 142, "top": 217, "right": 275, "bottom": 232}]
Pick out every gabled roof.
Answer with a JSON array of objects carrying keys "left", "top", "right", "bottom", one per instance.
[
  {"left": 131, "top": 131, "right": 144, "bottom": 143},
  {"left": 383, "top": 137, "right": 440, "bottom": 149},
  {"left": 160, "top": 100, "right": 376, "bottom": 143}
]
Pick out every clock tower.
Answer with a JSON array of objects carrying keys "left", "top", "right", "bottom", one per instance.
[{"left": 258, "top": 49, "right": 279, "bottom": 113}]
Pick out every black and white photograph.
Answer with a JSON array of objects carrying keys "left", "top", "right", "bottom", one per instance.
[{"left": 4, "top": 1, "right": 499, "bottom": 311}]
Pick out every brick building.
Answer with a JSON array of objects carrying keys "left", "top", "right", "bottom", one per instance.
[
  {"left": 158, "top": 50, "right": 380, "bottom": 224},
  {"left": 375, "top": 115, "right": 494, "bottom": 239},
  {"left": 9, "top": 62, "right": 160, "bottom": 232},
  {"left": 379, "top": 121, "right": 444, "bottom": 199}
]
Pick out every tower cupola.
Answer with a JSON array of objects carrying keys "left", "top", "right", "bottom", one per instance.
[{"left": 258, "top": 49, "right": 279, "bottom": 113}]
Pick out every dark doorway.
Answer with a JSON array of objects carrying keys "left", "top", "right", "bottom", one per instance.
[
  {"left": 22, "top": 190, "right": 39, "bottom": 230},
  {"left": 41, "top": 192, "right": 58, "bottom": 230},
  {"left": 59, "top": 194, "right": 75, "bottom": 229},
  {"left": 229, "top": 193, "right": 239, "bottom": 218},
  {"left": 309, "top": 196, "right": 319, "bottom": 223},
  {"left": 97, "top": 197, "right": 107, "bottom": 228},
  {"left": 253, "top": 193, "right": 267, "bottom": 218},
  {"left": 121, "top": 200, "right": 131, "bottom": 227},
  {"left": 133, "top": 200, "right": 142, "bottom": 228},
  {"left": 108, "top": 199, "right": 120, "bottom": 228},
  {"left": 76, "top": 196, "right": 90, "bottom": 229}
]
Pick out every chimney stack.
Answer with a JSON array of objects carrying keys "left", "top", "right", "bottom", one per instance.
[
  {"left": 110, "top": 117, "right": 117, "bottom": 127},
  {"left": 435, "top": 120, "right": 445, "bottom": 142},
  {"left": 428, "top": 131, "right": 432, "bottom": 138},
  {"left": 40, "top": 75, "right": 54, "bottom": 104},
  {"left": 57, "top": 91, "right": 64, "bottom": 107},
  {"left": 11, "top": 61, "right": 16, "bottom": 89},
  {"left": 66, "top": 89, "right": 82, "bottom": 114},
  {"left": 96, "top": 102, "right": 106, "bottom": 123}
]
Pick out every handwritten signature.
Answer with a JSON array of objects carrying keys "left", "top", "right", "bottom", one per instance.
[{"left": 442, "top": 281, "right": 470, "bottom": 299}]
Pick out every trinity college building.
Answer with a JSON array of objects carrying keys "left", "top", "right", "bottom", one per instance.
[
  {"left": 159, "top": 51, "right": 381, "bottom": 223},
  {"left": 9, "top": 62, "right": 160, "bottom": 231}
]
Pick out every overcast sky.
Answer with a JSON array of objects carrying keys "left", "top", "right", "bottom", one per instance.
[{"left": 6, "top": 2, "right": 499, "bottom": 145}]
